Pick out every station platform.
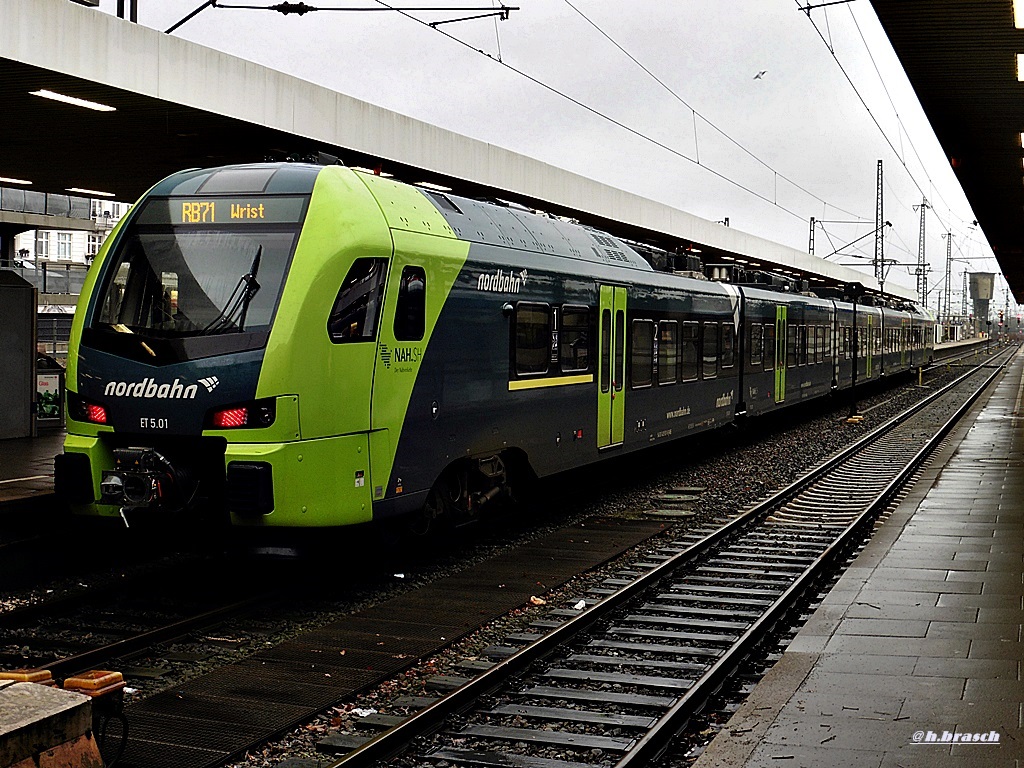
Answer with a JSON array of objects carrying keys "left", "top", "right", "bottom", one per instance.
[
  {"left": 694, "top": 349, "right": 1024, "bottom": 767},
  {"left": 0, "top": 430, "right": 62, "bottom": 511}
]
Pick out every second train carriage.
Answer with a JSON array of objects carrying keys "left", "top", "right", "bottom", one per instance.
[{"left": 54, "top": 162, "right": 935, "bottom": 529}]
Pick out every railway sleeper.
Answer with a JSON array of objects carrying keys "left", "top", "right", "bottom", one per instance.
[
  {"left": 458, "top": 725, "right": 636, "bottom": 751},
  {"left": 639, "top": 602, "right": 762, "bottom": 620},
  {"left": 517, "top": 684, "right": 676, "bottom": 709},
  {"left": 485, "top": 704, "right": 657, "bottom": 729},
  {"left": 565, "top": 653, "right": 708, "bottom": 674},
  {"left": 587, "top": 638, "right": 723, "bottom": 659},
  {"left": 425, "top": 748, "right": 594, "bottom": 768},
  {"left": 540, "top": 666, "right": 694, "bottom": 691}
]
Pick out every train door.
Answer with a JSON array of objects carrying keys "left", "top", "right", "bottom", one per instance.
[
  {"left": 598, "top": 285, "right": 626, "bottom": 449},
  {"left": 774, "top": 305, "right": 787, "bottom": 403},
  {"left": 866, "top": 314, "right": 874, "bottom": 378}
]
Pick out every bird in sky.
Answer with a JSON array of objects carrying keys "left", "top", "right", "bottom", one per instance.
[{"left": 754, "top": 70, "right": 767, "bottom": 79}]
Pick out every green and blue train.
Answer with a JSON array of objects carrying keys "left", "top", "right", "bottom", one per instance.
[{"left": 53, "top": 162, "right": 935, "bottom": 529}]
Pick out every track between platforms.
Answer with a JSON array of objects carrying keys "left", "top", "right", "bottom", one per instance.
[
  {"left": 323, "top": 348, "right": 1014, "bottom": 768},
  {"left": 111, "top": 518, "right": 664, "bottom": 768}
]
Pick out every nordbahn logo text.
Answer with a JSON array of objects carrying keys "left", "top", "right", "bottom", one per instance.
[
  {"left": 103, "top": 377, "right": 215, "bottom": 399},
  {"left": 477, "top": 268, "right": 528, "bottom": 293}
]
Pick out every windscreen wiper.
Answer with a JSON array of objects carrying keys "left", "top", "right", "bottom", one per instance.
[
  {"left": 201, "top": 245, "right": 262, "bottom": 334},
  {"left": 237, "top": 246, "right": 261, "bottom": 332}
]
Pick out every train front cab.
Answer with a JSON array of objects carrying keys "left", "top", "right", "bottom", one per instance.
[{"left": 56, "top": 164, "right": 475, "bottom": 530}]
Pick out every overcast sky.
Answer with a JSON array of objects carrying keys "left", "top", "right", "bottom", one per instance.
[{"left": 95, "top": 0, "right": 1009, "bottom": 309}]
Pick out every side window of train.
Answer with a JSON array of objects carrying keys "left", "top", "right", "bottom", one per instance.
[
  {"left": 702, "top": 322, "right": 718, "bottom": 379},
  {"left": 749, "top": 323, "right": 763, "bottom": 367},
  {"left": 630, "top": 320, "right": 654, "bottom": 389},
  {"left": 681, "top": 321, "right": 699, "bottom": 381},
  {"left": 721, "top": 323, "right": 735, "bottom": 369},
  {"left": 560, "top": 305, "right": 590, "bottom": 373},
  {"left": 394, "top": 266, "right": 427, "bottom": 341},
  {"left": 816, "top": 326, "right": 825, "bottom": 363},
  {"left": 787, "top": 324, "right": 798, "bottom": 368},
  {"left": 328, "top": 257, "right": 389, "bottom": 343},
  {"left": 515, "top": 302, "right": 551, "bottom": 376},
  {"left": 658, "top": 321, "right": 679, "bottom": 385},
  {"left": 763, "top": 323, "right": 775, "bottom": 371}
]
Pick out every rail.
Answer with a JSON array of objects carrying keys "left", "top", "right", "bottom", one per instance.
[{"left": 323, "top": 345, "right": 1015, "bottom": 768}]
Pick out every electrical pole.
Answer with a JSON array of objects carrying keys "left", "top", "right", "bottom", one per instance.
[
  {"left": 961, "top": 270, "right": 968, "bottom": 315},
  {"left": 942, "top": 233, "right": 953, "bottom": 341},
  {"left": 913, "top": 197, "right": 929, "bottom": 307},
  {"left": 808, "top": 217, "right": 815, "bottom": 255},
  {"left": 874, "top": 160, "right": 884, "bottom": 284}
]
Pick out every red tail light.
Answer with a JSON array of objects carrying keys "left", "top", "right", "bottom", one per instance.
[
  {"left": 85, "top": 404, "right": 108, "bottom": 425},
  {"left": 205, "top": 398, "right": 275, "bottom": 430},
  {"left": 213, "top": 407, "right": 248, "bottom": 428}
]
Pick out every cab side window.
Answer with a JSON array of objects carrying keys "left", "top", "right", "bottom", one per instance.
[
  {"left": 394, "top": 266, "right": 426, "bottom": 341},
  {"left": 328, "top": 258, "right": 388, "bottom": 343}
]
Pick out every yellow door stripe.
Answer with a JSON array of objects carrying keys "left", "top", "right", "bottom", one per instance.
[{"left": 509, "top": 374, "right": 595, "bottom": 391}]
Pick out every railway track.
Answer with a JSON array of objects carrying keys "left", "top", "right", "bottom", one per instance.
[
  {"left": 0, "top": 343, "right": 1008, "bottom": 768},
  {"left": 0, "top": 554, "right": 284, "bottom": 678},
  {"left": 319, "top": 346, "right": 1014, "bottom": 768}
]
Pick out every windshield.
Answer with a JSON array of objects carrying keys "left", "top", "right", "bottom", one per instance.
[
  {"left": 96, "top": 232, "right": 288, "bottom": 335},
  {"left": 86, "top": 195, "right": 305, "bottom": 363}
]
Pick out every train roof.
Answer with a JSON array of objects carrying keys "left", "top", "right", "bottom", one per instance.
[
  {"left": 149, "top": 163, "right": 321, "bottom": 197},
  {"left": 416, "top": 187, "right": 655, "bottom": 273}
]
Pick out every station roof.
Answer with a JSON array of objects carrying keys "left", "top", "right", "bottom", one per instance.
[
  {"left": 2, "top": 0, "right": 918, "bottom": 300},
  {"left": 869, "top": 0, "right": 1024, "bottom": 300}
]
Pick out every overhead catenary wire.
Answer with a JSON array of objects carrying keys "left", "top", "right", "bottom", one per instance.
[
  {"left": 559, "top": 0, "right": 866, "bottom": 222},
  {"left": 368, "top": 0, "right": 868, "bottom": 225},
  {"left": 797, "top": 0, "right": 1006, "bottom": 290},
  {"left": 171, "top": 0, "right": 993, "bottom": 283},
  {"left": 166, "top": 1, "right": 518, "bottom": 33},
  {"left": 798, "top": 0, "right": 983, "bottom": 245}
]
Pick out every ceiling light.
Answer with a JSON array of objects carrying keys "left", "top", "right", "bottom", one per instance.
[
  {"left": 1015, "top": 0, "right": 1024, "bottom": 27},
  {"left": 0, "top": 176, "right": 32, "bottom": 185},
  {"left": 416, "top": 181, "right": 452, "bottom": 192},
  {"left": 66, "top": 187, "right": 115, "bottom": 197},
  {"left": 30, "top": 89, "right": 116, "bottom": 112}
]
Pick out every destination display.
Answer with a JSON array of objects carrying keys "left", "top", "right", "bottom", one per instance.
[{"left": 137, "top": 196, "right": 308, "bottom": 226}]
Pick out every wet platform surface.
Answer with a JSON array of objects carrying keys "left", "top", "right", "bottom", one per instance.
[
  {"left": 694, "top": 350, "right": 1024, "bottom": 767},
  {"left": 0, "top": 431, "right": 62, "bottom": 510}
]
